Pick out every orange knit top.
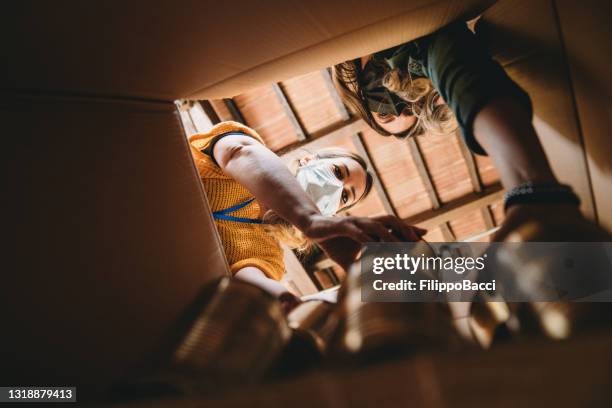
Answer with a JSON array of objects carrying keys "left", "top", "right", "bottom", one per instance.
[{"left": 189, "top": 121, "right": 284, "bottom": 281}]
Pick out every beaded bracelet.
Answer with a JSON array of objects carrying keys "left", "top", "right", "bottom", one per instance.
[{"left": 503, "top": 181, "right": 580, "bottom": 212}]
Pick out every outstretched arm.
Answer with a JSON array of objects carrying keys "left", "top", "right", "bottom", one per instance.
[
  {"left": 423, "top": 22, "right": 557, "bottom": 189},
  {"left": 212, "top": 134, "right": 425, "bottom": 268},
  {"left": 422, "top": 22, "right": 593, "bottom": 240}
]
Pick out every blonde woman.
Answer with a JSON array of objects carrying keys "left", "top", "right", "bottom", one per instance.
[
  {"left": 334, "top": 21, "right": 588, "bottom": 241},
  {"left": 189, "top": 121, "right": 425, "bottom": 306}
]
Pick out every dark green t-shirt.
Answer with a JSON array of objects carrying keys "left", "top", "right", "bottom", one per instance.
[{"left": 362, "top": 22, "right": 533, "bottom": 155}]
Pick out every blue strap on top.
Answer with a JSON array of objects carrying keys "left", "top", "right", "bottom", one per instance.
[{"left": 212, "top": 198, "right": 264, "bottom": 224}]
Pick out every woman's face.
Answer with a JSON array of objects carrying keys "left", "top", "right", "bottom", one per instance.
[
  {"left": 372, "top": 109, "right": 417, "bottom": 135},
  {"left": 359, "top": 54, "right": 418, "bottom": 135},
  {"left": 370, "top": 94, "right": 446, "bottom": 135},
  {"left": 298, "top": 156, "right": 367, "bottom": 211}
]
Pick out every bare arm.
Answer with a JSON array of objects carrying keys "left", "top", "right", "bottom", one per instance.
[
  {"left": 472, "top": 97, "right": 603, "bottom": 241},
  {"left": 473, "top": 96, "right": 556, "bottom": 189},
  {"left": 211, "top": 134, "right": 426, "bottom": 269},
  {"left": 212, "top": 134, "right": 424, "bottom": 249},
  {"left": 234, "top": 266, "right": 291, "bottom": 298},
  {"left": 213, "top": 134, "right": 319, "bottom": 233},
  {"left": 422, "top": 22, "right": 559, "bottom": 189},
  {"left": 418, "top": 23, "right": 598, "bottom": 240},
  {"left": 234, "top": 266, "right": 301, "bottom": 313}
]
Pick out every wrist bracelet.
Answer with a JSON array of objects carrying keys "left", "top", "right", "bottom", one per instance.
[{"left": 503, "top": 181, "right": 580, "bottom": 212}]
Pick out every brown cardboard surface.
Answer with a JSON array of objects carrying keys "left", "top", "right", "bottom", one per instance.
[{"left": 2, "top": 94, "right": 228, "bottom": 389}]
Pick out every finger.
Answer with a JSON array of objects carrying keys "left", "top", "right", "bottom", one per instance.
[
  {"left": 358, "top": 219, "right": 399, "bottom": 242},
  {"left": 415, "top": 227, "right": 428, "bottom": 236},
  {"left": 403, "top": 226, "right": 423, "bottom": 241},
  {"left": 375, "top": 217, "right": 417, "bottom": 241},
  {"left": 391, "top": 222, "right": 420, "bottom": 241},
  {"left": 362, "top": 216, "right": 403, "bottom": 241},
  {"left": 394, "top": 221, "right": 426, "bottom": 241},
  {"left": 373, "top": 214, "right": 395, "bottom": 224},
  {"left": 339, "top": 222, "right": 373, "bottom": 243},
  {"left": 304, "top": 218, "right": 349, "bottom": 242},
  {"left": 372, "top": 222, "right": 400, "bottom": 242}
]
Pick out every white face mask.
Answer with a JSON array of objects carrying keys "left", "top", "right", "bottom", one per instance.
[{"left": 296, "top": 161, "right": 344, "bottom": 216}]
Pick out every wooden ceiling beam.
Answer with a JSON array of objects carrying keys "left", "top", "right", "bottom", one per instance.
[
  {"left": 404, "top": 183, "right": 504, "bottom": 230},
  {"left": 407, "top": 137, "right": 441, "bottom": 209},
  {"left": 455, "top": 130, "right": 500, "bottom": 234},
  {"left": 455, "top": 130, "right": 483, "bottom": 193},
  {"left": 314, "top": 257, "right": 335, "bottom": 271},
  {"left": 277, "top": 116, "right": 368, "bottom": 155},
  {"left": 200, "top": 100, "right": 221, "bottom": 125},
  {"left": 352, "top": 133, "right": 397, "bottom": 216},
  {"left": 178, "top": 109, "right": 197, "bottom": 136},
  {"left": 272, "top": 83, "right": 308, "bottom": 141},
  {"left": 482, "top": 205, "right": 496, "bottom": 229},
  {"left": 223, "top": 98, "right": 247, "bottom": 124},
  {"left": 321, "top": 68, "right": 351, "bottom": 121},
  {"left": 440, "top": 222, "right": 456, "bottom": 241}
]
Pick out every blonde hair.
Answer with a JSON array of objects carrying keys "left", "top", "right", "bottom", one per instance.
[
  {"left": 333, "top": 60, "right": 457, "bottom": 138},
  {"left": 263, "top": 148, "right": 374, "bottom": 253}
]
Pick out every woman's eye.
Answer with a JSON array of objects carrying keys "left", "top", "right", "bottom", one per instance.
[
  {"left": 376, "top": 112, "right": 394, "bottom": 123},
  {"left": 342, "top": 190, "right": 349, "bottom": 204},
  {"left": 333, "top": 165, "right": 343, "bottom": 179}
]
